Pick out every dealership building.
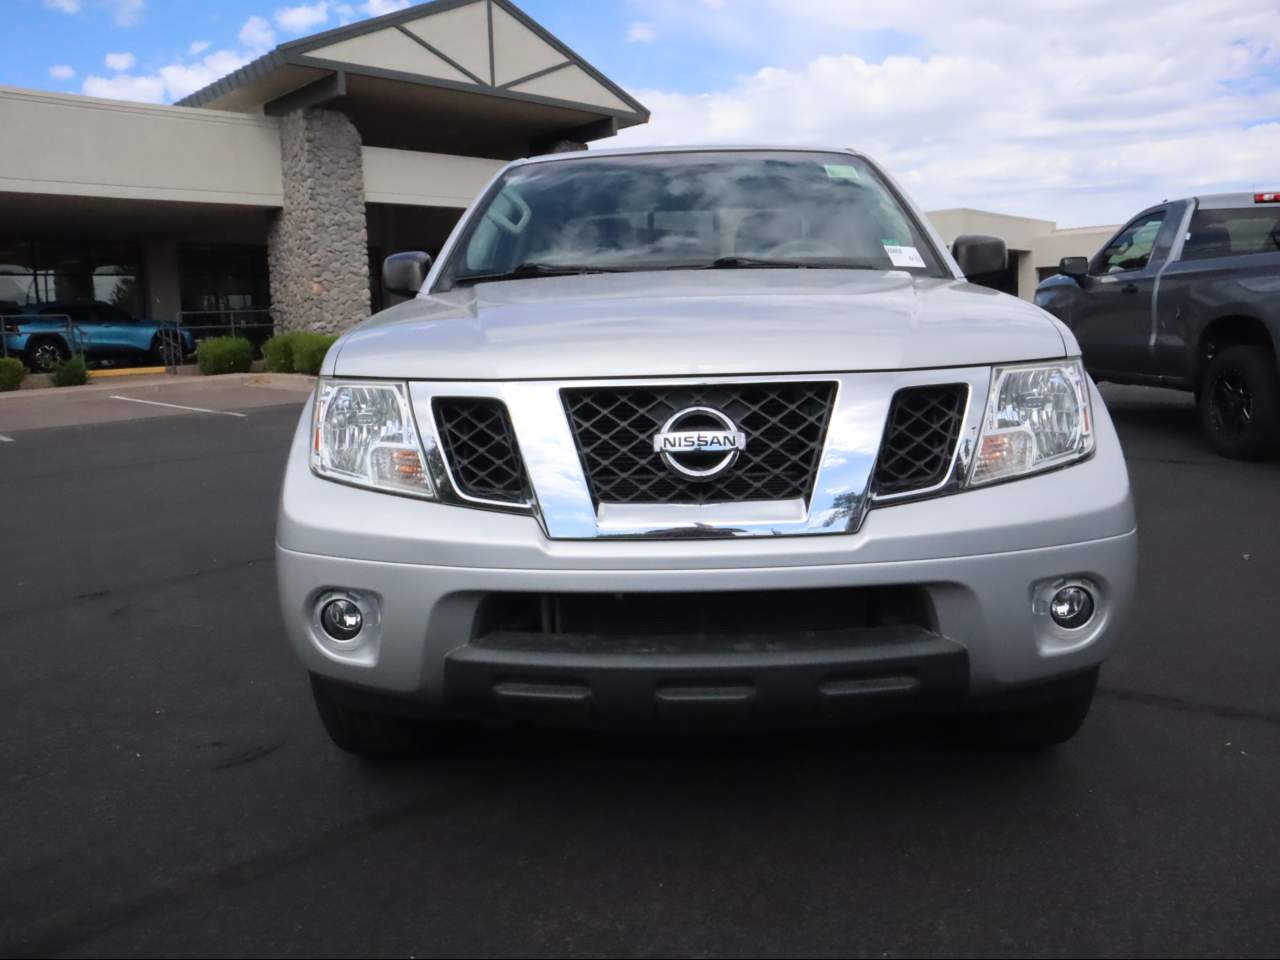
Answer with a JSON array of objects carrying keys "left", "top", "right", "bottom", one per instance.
[{"left": 0, "top": 0, "right": 1115, "bottom": 340}]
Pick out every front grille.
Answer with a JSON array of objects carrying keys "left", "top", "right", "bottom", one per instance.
[
  {"left": 872, "top": 384, "right": 968, "bottom": 496},
  {"left": 433, "top": 398, "right": 530, "bottom": 504},
  {"left": 562, "top": 382, "right": 835, "bottom": 505}
]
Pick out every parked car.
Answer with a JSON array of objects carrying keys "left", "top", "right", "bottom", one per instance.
[
  {"left": 277, "top": 147, "right": 1137, "bottom": 758},
  {"left": 0, "top": 301, "right": 194, "bottom": 372},
  {"left": 1035, "top": 192, "right": 1280, "bottom": 458}
]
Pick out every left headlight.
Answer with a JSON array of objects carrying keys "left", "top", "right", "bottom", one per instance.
[
  {"left": 310, "top": 380, "right": 435, "bottom": 499},
  {"left": 969, "top": 359, "right": 1094, "bottom": 486}
]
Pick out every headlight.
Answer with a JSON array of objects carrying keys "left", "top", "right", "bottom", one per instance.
[
  {"left": 311, "top": 380, "right": 435, "bottom": 498},
  {"left": 970, "top": 359, "right": 1094, "bottom": 485}
]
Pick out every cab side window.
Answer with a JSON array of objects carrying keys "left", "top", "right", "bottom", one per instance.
[
  {"left": 1094, "top": 211, "right": 1166, "bottom": 274},
  {"left": 1182, "top": 207, "right": 1280, "bottom": 261}
]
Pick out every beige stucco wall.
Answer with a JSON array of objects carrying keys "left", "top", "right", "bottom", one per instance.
[
  {"left": 928, "top": 207, "right": 1119, "bottom": 298},
  {"left": 362, "top": 146, "right": 504, "bottom": 208},
  {"left": 0, "top": 86, "right": 283, "bottom": 206}
]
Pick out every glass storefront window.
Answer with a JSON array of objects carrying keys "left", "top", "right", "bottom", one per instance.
[{"left": 0, "top": 239, "right": 143, "bottom": 316}]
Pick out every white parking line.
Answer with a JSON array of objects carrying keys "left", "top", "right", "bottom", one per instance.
[
  {"left": 0, "top": 434, "right": 13, "bottom": 442},
  {"left": 109, "top": 395, "right": 248, "bottom": 418}
]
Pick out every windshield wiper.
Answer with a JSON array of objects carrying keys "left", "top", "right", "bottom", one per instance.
[
  {"left": 674, "top": 256, "right": 883, "bottom": 271},
  {"left": 452, "top": 262, "right": 622, "bottom": 286}
]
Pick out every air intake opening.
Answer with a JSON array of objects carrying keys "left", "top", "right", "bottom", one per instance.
[{"left": 472, "top": 586, "right": 935, "bottom": 654}]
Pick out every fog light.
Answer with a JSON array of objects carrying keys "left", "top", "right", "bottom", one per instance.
[
  {"left": 1050, "top": 586, "right": 1094, "bottom": 630},
  {"left": 320, "top": 598, "right": 364, "bottom": 641}
]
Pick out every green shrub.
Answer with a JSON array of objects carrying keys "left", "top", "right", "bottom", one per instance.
[
  {"left": 261, "top": 333, "right": 297, "bottom": 373},
  {"left": 196, "top": 336, "right": 253, "bottom": 376},
  {"left": 291, "top": 333, "right": 339, "bottom": 376},
  {"left": 50, "top": 354, "right": 88, "bottom": 387},
  {"left": 0, "top": 357, "right": 26, "bottom": 392}
]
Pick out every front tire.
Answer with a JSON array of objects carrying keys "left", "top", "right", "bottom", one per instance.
[
  {"left": 310, "top": 674, "right": 448, "bottom": 761},
  {"left": 960, "top": 668, "right": 1098, "bottom": 750},
  {"left": 1199, "top": 345, "right": 1280, "bottom": 460}
]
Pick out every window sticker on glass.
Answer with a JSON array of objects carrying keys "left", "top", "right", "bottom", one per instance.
[
  {"left": 883, "top": 244, "right": 926, "bottom": 268},
  {"left": 823, "top": 164, "right": 861, "bottom": 180}
]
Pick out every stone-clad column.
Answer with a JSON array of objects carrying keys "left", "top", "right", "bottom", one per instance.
[{"left": 268, "top": 109, "right": 370, "bottom": 334}]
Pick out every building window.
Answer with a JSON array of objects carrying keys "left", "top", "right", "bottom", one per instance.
[
  {"left": 0, "top": 239, "right": 143, "bottom": 316},
  {"left": 177, "top": 243, "right": 271, "bottom": 338}
]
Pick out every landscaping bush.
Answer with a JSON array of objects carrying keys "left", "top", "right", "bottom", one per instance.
[
  {"left": 261, "top": 333, "right": 297, "bottom": 373},
  {"left": 0, "top": 357, "right": 26, "bottom": 392},
  {"left": 196, "top": 336, "right": 253, "bottom": 376},
  {"left": 291, "top": 333, "right": 339, "bottom": 376},
  {"left": 50, "top": 354, "right": 88, "bottom": 387}
]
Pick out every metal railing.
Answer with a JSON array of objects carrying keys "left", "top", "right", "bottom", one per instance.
[{"left": 170, "top": 309, "right": 276, "bottom": 373}]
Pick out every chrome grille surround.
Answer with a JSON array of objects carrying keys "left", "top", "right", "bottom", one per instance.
[{"left": 408, "top": 367, "right": 991, "bottom": 540}]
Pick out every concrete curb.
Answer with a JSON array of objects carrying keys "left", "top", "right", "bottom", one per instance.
[{"left": 0, "top": 372, "right": 315, "bottom": 403}]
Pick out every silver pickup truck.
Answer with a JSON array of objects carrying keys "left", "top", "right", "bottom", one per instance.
[
  {"left": 276, "top": 147, "right": 1136, "bottom": 758},
  {"left": 1035, "top": 192, "right": 1280, "bottom": 459}
]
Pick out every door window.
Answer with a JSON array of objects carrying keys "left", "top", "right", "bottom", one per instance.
[{"left": 1094, "top": 211, "right": 1166, "bottom": 274}]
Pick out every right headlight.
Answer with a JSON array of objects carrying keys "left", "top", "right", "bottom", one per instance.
[
  {"left": 310, "top": 379, "right": 436, "bottom": 499},
  {"left": 969, "top": 359, "right": 1094, "bottom": 486}
]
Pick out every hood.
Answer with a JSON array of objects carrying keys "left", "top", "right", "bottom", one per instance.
[{"left": 333, "top": 270, "right": 1067, "bottom": 380}]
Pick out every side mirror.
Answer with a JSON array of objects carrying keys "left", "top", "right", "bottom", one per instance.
[
  {"left": 951, "top": 234, "right": 1008, "bottom": 278},
  {"left": 1059, "top": 256, "right": 1089, "bottom": 281},
  {"left": 382, "top": 251, "right": 432, "bottom": 298}
]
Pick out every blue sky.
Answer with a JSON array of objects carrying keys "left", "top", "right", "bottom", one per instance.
[{"left": 4, "top": 0, "right": 1279, "bottom": 226}]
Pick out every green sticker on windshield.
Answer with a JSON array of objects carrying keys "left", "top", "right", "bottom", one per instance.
[{"left": 823, "top": 164, "right": 860, "bottom": 180}]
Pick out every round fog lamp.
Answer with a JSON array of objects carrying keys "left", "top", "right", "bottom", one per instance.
[
  {"left": 320, "top": 598, "right": 364, "bottom": 642},
  {"left": 1050, "top": 586, "right": 1094, "bottom": 630}
]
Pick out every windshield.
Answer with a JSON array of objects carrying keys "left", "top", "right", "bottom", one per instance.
[{"left": 439, "top": 151, "right": 947, "bottom": 288}]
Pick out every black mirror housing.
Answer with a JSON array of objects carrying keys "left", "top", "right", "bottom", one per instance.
[
  {"left": 383, "top": 251, "right": 432, "bottom": 298},
  {"left": 951, "top": 235, "right": 1008, "bottom": 279},
  {"left": 1059, "top": 256, "right": 1089, "bottom": 280}
]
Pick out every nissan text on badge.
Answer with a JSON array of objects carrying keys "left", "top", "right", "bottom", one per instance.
[{"left": 276, "top": 147, "right": 1138, "bottom": 758}]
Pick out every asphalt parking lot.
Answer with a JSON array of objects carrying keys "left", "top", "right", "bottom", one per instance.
[{"left": 1, "top": 382, "right": 1277, "bottom": 958}]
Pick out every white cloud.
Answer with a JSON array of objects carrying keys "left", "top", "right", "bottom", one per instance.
[
  {"left": 43, "top": 0, "right": 80, "bottom": 12},
  {"left": 275, "top": 2, "right": 331, "bottom": 34},
  {"left": 626, "top": 22, "right": 657, "bottom": 43},
  {"left": 238, "top": 14, "right": 277, "bottom": 52},
  {"left": 614, "top": 0, "right": 1280, "bottom": 226},
  {"left": 81, "top": 15, "right": 277, "bottom": 104},
  {"left": 82, "top": 72, "right": 165, "bottom": 102},
  {"left": 362, "top": 0, "right": 410, "bottom": 15},
  {"left": 104, "top": 0, "right": 144, "bottom": 26},
  {"left": 188, "top": 40, "right": 210, "bottom": 56},
  {"left": 104, "top": 52, "right": 136, "bottom": 72},
  {"left": 49, "top": 64, "right": 77, "bottom": 80}
]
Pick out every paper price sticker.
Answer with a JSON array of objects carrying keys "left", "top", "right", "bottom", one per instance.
[{"left": 883, "top": 244, "right": 925, "bottom": 269}]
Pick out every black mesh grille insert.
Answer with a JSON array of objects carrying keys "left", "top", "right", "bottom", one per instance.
[
  {"left": 433, "top": 398, "right": 530, "bottom": 504},
  {"left": 872, "top": 384, "right": 968, "bottom": 496},
  {"left": 562, "top": 382, "right": 835, "bottom": 505}
]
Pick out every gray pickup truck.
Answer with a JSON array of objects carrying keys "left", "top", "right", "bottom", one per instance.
[{"left": 1035, "top": 192, "right": 1280, "bottom": 459}]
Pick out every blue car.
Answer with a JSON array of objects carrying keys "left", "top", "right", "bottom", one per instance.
[{"left": 1, "top": 301, "right": 195, "bottom": 372}]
